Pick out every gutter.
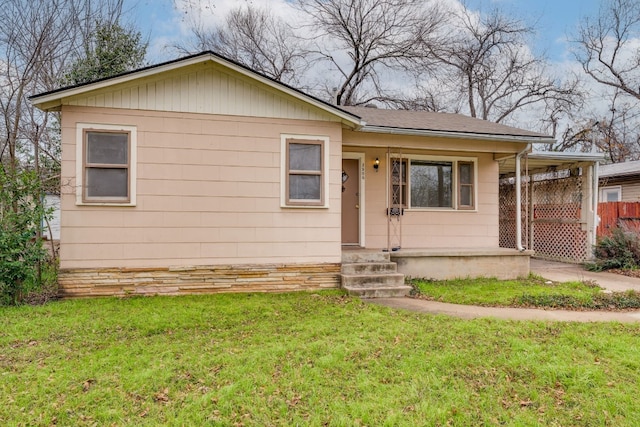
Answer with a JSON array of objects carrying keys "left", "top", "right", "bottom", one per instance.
[
  {"left": 359, "top": 125, "right": 555, "bottom": 144},
  {"left": 515, "top": 143, "right": 532, "bottom": 252}
]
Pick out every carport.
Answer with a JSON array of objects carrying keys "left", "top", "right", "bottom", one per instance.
[{"left": 497, "top": 151, "right": 604, "bottom": 262}]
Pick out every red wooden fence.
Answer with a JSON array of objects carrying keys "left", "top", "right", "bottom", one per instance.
[{"left": 597, "top": 202, "right": 640, "bottom": 237}]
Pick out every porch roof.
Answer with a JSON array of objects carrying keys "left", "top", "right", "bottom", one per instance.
[
  {"left": 599, "top": 159, "right": 640, "bottom": 179},
  {"left": 497, "top": 151, "right": 604, "bottom": 175}
]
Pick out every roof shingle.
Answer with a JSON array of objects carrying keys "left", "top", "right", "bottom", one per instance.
[{"left": 340, "top": 105, "right": 550, "bottom": 139}]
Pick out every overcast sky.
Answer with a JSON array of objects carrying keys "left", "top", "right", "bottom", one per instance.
[
  {"left": 117, "top": 0, "right": 625, "bottom": 134},
  {"left": 125, "top": 0, "right": 604, "bottom": 64}
]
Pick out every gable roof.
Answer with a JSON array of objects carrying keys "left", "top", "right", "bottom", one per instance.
[
  {"left": 340, "top": 106, "right": 554, "bottom": 143},
  {"left": 30, "top": 50, "right": 554, "bottom": 143},
  {"left": 599, "top": 160, "right": 640, "bottom": 179}
]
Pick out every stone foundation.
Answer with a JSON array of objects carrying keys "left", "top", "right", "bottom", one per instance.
[{"left": 58, "top": 263, "right": 341, "bottom": 298}]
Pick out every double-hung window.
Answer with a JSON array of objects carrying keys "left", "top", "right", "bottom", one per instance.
[
  {"left": 77, "top": 123, "right": 136, "bottom": 205},
  {"left": 282, "top": 135, "right": 329, "bottom": 207},
  {"left": 391, "top": 156, "right": 476, "bottom": 210}
]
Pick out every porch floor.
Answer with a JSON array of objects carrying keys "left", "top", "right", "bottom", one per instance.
[{"left": 343, "top": 247, "right": 532, "bottom": 281}]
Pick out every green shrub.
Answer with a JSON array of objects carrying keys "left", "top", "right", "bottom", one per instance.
[
  {"left": 590, "top": 227, "right": 640, "bottom": 271},
  {"left": 0, "top": 169, "right": 52, "bottom": 305}
]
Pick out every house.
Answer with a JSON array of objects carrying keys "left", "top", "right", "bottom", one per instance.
[
  {"left": 43, "top": 194, "right": 61, "bottom": 241},
  {"left": 599, "top": 160, "right": 640, "bottom": 202},
  {"left": 596, "top": 160, "right": 640, "bottom": 237},
  {"left": 30, "top": 51, "right": 596, "bottom": 297}
]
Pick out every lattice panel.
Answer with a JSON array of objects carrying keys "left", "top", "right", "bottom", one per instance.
[
  {"left": 499, "top": 180, "right": 528, "bottom": 249},
  {"left": 499, "top": 173, "right": 589, "bottom": 262},
  {"left": 532, "top": 223, "right": 588, "bottom": 261}
]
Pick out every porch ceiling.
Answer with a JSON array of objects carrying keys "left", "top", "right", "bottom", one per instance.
[{"left": 498, "top": 151, "right": 604, "bottom": 176}]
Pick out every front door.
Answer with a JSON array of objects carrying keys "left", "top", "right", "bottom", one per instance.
[{"left": 341, "top": 158, "right": 360, "bottom": 245}]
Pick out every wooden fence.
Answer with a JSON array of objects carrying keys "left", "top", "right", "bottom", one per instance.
[{"left": 597, "top": 202, "right": 640, "bottom": 237}]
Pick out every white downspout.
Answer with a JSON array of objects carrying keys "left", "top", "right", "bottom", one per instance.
[
  {"left": 592, "top": 161, "right": 599, "bottom": 247},
  {"left": 515, "top": 144, "right": 532, "bottom": 251}
]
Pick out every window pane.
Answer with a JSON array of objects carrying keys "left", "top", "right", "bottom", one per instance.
[
  {"left": 289, "top": 174, "right": 321, "bottom": 200},
  {"left": 606, "top": 190, "right": 620, "bottom": 202},
  {"left": 87, "top": 132, "right": 128, "bottom": 164},
  {"left": 289, "top": 143, "right": 321, "bottom": 171},
  {"left": 390, "top": 159, "right": 407, "bottom": 206},
  {"left": 460, "top": 185, "right": 473, "bottom": 206},
  {"left": 410, "top": 161, "right": 452, "bottom": 208},
  {"left": 459, "top": 163, "right": 472, "bottom": 184},
  {"left": 86, "top": 168, "right": 128, "bottom": 198}
]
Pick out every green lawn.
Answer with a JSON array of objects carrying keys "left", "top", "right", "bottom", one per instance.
[
  {"left": 411, "top": 276, "right": 640, "bottom": 309},
  {"left": 2, "top": 292, "right": 640, "bottom": 426}
]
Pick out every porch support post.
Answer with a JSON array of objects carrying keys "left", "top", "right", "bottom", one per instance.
[
  {"left": 515, "top": 144, "right": 531, "bottom": 251},
  {"left": 529, "top": 170, "right": 535, "bottom": 251},
  {"left": 592, "top": 161, "right": 599, "bottom": 247},
  {"left": 581, "top": 162, "right": 597, "bottom": 260}
]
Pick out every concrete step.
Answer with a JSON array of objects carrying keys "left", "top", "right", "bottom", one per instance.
[
  {"left": 341, "top": 273, "right": 405, "bottom": 287},
  {"left": 341, "top": 262, "right": 397, "bottom": 275},
  {"left": 342, "top": 251, "right": 390, "bottom": 264},
  {"left": 344, "top": 285, "right": 412, "bottom": 299}
]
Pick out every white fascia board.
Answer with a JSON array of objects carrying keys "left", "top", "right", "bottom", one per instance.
[{"left": 528, "top": 151, "right": 605, "bottom": 163}]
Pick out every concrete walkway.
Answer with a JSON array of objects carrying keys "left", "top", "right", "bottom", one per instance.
[
  {"left": 530, "top": 258, "right": 640, "bottom": 293},
  {"left": 366, "top": 259, "right": 640, "bottom": 323}
]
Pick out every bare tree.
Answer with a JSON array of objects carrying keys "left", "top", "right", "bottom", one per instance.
[
  {"left": 296, "top": 0, "right": 444, "bottom": 106},
  {"left": 0, "top": 0, "right": 140, "bottom": 299},
  {"left": 418, "top": 7, "right": 580, "bottom": 125},
  {"left": 0, "top": 0, "right": 73, "bottom": 176},
  {"left": 0, "top": 0, "right": 130, "bottom": 182},
  {"left": 179, "top": 5, "right": 308, "bottom": 86},
  {"left": 595, "top": 91, "right": 640, "bottom": 162},
  {"left": 550, "top": 89, "right": 640, "bottom": 162},
  {"left": 574, "top": 0, "right": 640, "bottom": 100}
]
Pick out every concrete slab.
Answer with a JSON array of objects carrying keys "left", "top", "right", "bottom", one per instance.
[
  {"left": 530, "top": 258, "right": 640, "bottom": 293},
  {"left": 365, "top": 259, "right": 640, "bottom": 322}
]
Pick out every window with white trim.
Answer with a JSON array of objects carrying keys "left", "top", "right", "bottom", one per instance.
[
  {"left": 76, "top": 123, "right": 137, "bottom": 205},
  {"left": 600, "top": 186, "right": 621, "bottom": 202},
  {"left": 281, "top": 135, "right": 329, "bottom": 208},
  {"left": 390, "top": 156, "right": 476, "bottom": 210}
]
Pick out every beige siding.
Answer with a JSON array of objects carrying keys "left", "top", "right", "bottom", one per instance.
[
  {"left": 344, "top": 135, "right": 502, "bottom": 249},
  {"left": 60, "top": 106, "right": 343, "bottom": 269},
  {"left": 622, "top": 182, "right": 640, "bottom": 201},
  {"left": 64, "top": 62, "right": 339, "bottom": 123}
]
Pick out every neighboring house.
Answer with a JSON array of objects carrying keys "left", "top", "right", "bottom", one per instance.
[
  {"left": 43, "top": 194, "right": 61, "bottom": 241},
  {"left": 30, "top": 51, "right": 591, "bottom": 297},
  {"left": 596, "top": 160, "right": 640, "bottom": 237},
  {"left": 598, "top": 160, "right": 640, "bottom": 202}
]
